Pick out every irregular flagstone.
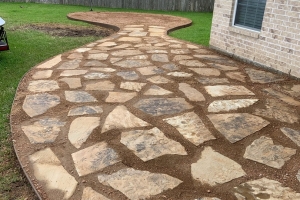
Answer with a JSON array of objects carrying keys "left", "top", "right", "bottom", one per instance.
[
  {"left": 21, "top": 118, "right": 65, "bottom": 144},
  {"left": 75, "top": 47, "right": 91, "bottom": 53},
  {"left": 124, "top": 27, "right": 144, "bottom": 31},
  {"left": 82, "top": 187, "right": 110, "bottom": 200},
  {"left": 151, "top": 54, "right": 169, "bottom": 62},
  {"left": 105, "top": 92, "right": 137, "bottom": 103},
  {"left": 65, "top": 91, "right": 97, "bottom": 102},
  {"left": 102, "top": 105, "right": 149, "bottom": 133},
  {"left": 169, "top": 44, "right": 182, "bottom": 48},
  {"left": 191, "top": 147, "right": 246, "bottom": 186},
  {"left": 110, "top": 57, "right": 122, "bottom": 64},
  {"left": 127, "top": 55, "right": 148, "bottom": 60},
  {"left": 196, "top": 77, "right": 230, "bottom": 84},
  {"left": 129, "top": 32, "right": 148, "bottom": 37},
  {"left": 86, "top": 80, "right": 115, "bottom": 91},
  {"left": 245, "top": 68, "right": 285, "bottom": 83},
  {"left": 281, "top": 127, "right": 300, "bottom": 147},
  {"left": 60, "top": 70, "right": 88, "bottom": 77},
  {"left": 58, "top": 59, "right": 81, "bottom": 69},
  {"left": 29, "top": 148, "right": 77, "bottom": 199},
  {"left": 189, "top": 68, "right": 220, "bottom": 76},
  {"left": 137, "top": 66, "right": 164, "bottom": 75},
  {"left": 209, "top": 63, "right": 239, "bottom": 71},
  {"left": 36, "top": 55, "right": 61, "bottom": 69},
  {"left": 167, "top": 71, "right": 193, "bottom": 77},
  {"left": 68, "top": 117, "right": 100, "bottom": 148},
  {"left": 68, "top": 106, "right": 103, "bottom": 116},
  {"left": 207, "top": 113, "right": 270, "bottom": 143},
  {"left": 97, "top": 42, "right": 117, "bottom": 47},
  {"left": 263, "top": 88, "right": 300, "bottom": 106},
  {"left": 147, "top": 50, "right": 168, "bottom": 54},
  {"left": 226, "top": 72, "right": 247, "bottom": 82},
  {"left": 22, "top": 93, "right": 60, "bottom": 117},
  {"left": 117, "top": 71, "right": 139, "bottom": 80},
  {"left": 84, "top": 60, "right": 107, "bottom": 67},
  {"left": 90, "top": 67, "right": 116, "bottom": 72},
  {"left": 28, "top": 80, "right": 59, "bottom": 92},
  {"left": 173, "top": 55, "right": 193, "bottom": 61},
  {"left": 187, "top": 44, "right": 199, "bottom": 49},
  {"left": 67, "top": 53, "right": 83, "bottom": 59},
  {"left": 98, "top": 168, "right": 182, "bottom": 200},
  {"left": 60, "top": 77, "right": 82, "bottom": 89},
  {"left": 194, "top": 54, "right": 226, "bottom": 60},
  {"left": 88, "top": 53, "right": 109, "bottom": 60},
  {"left": 120, "top": 82, "right": 147, "bottom": 92},
  {"left": 233, "top": 178, "right": 300, "bottom": 199},
  {"left": 72, "top": 142, "right": 120, "bottom": 176},
  {"left": 276, "top": 84, "right": 300, "bottom": 98},
  {"left": 244, "top": 136, "right": 296, "bottom": 169},
  {"left": 254, "top": 99, "right": 299, "bottom": 124},
  {"left": 205, "top": 85, "right": 255, "bottom": 97},
  {"left": 150, "top": 32, "right": 164, "bottom": 36},
  {"left": 164, "top": 112, "right": 215, "bottom": 146},
  {"left": 178, "top": 83, "right": 205, "bottom": 102},
  {"left": 149, "top": 28, "right": 165, "bottom": 33},
  {"left": 118, "top": 37, "right": 142, "bottom": 43},
  {"left": 161, "top": 63, "right": 179, "bottom": 71},
  {"left": 171, "top": 49, "right": 190, "bottom": 54},
  {"left": 194, "top": 49, "right": 212, "bottom": 54},
  {"left": 208, "top": 99, "right": 259, "bottom": 112},
  {"left": 84, "top": 72, "right": 110, "bottom": 79},
  {"left": 111, "top": 49, "right": 143, "bottom": 57},
  {"left": 114, "top": 60, "right": 152, "bottom": 68},
  {"left": 147, "top": 75, "right": 173, "bottom": 84},
  {"left": 32, "top": 70, "right": 53, "bottom": 79},
  {"left": 121, "top": 127, "right": 187, "bottom": 161},
  {"left": 297, "top": 170, "right": 300, "bottom": 183},
  {"left": 144, "top": 85, "right": 172, "bottom": 95},
  {"left": 112, "top": 44, "right": 132, "bottom": 49},
  {"left": 179, "top": 60, "right": 206, "bottom": 67},
  {"left": 134, "top": 98, "right": 193, "bottom": 116}
]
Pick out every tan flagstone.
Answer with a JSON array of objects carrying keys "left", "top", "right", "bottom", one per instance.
[
  {"left": 105, "top": 92, "right": 137, "bottom": 103},
  {"left": 28, "top": 80, "right": 59, "bottom": 92},
  {"left": 84, "top": 72, "right": 110, "bottom": 79},
  {"left": 81, "top": 187, "right": 110, "bottom": 200},
  {"left": 189, "top": 68, "right": 220, "bottom": 76},
  {"left": 75, "top": 48, "right": 91, "bottom": 53},
  {"left": 281, "top": 127, "right": 300, "bottom": 147},
  {"left": 245, "top": 68, "right": 285, "bottom": 83},
  {"left": 144, "top": 85, "right": 172, "bottom": 95},
  {"left": 60, "top": 70, "right": 88, "bottom": 77},
  {"left": 32, "top": 70, "right": 53, "bottom": 79},
  {"left": 171, "top": 49, "right": 190, "bottom": 54},
  {"left": 205, "top": 85, "right": 255, "bottom": 97},
  {"left": 111, "top": 49, "right": 143, "bottom": 57},
  {"left": 120, "top": 82, "right": 147, "bottom": 92},
  {"left": 58, "top": 59, "right": 81, "bottom": 69},
  {"left": 179, "top": 60, "right": 206, "bottom": 67},
  {"left": 84, "top": 60, "right": 107, "bottom": 67},
  {"left": 147, "top": 75, "right": 173, "bottom": 84},
  {"left": 65, "top": 91, "right": 97, "bottom": 103},
  {"left": 67, "top": 52, "right": 83, "bottom": 59},
  {"left": 118, "top": 37, "right": 142, "bottom": 42},
  {"left": 97, "top": 42, "right": 117, "bottom": 47},
  {"left": 151, "top": 54, "right": 169, "bottom": 62},
  {"left": 68, "top": 106, "right": 103, "bottom": 116},
  {"left": 88, "top": 53, "right": 109, "bottom": 60},
  {"left": 173, "top": 55, "right": 193, "bottom": 61},
  {"left": 226, "top": 71, "right": 247, "bottom": 82},
  {"left": 263, "top": 88, "right": 300, "bottom": 106},
  {"left": 85, "top": 81, "right": 115, "bottom": 91},
  {"left": 179, "top": 83, "right": 205, "bottom": 102},
  {"left": 60, "top": 77, "right": 82, "bottom": 89},
  {"left": 208, "top": 99, "right": 258, "bottom": 112},
  {"left": 137, "top": 66, "right": 164, "bottom": 75},
  {"left": 167, "top": 71, "right": 193, "bottom": 77},
  {"left": 36, "top": 55, "right": 61, "bottom": 69}
]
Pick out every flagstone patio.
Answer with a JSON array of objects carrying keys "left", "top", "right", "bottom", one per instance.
[{"left": 10, "top": 12, "right": 300, "bottom": 200}]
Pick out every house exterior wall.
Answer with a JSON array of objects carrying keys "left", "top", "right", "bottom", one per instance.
[{"left": 210, "top": 0, "right": 300, "bottom": 78}]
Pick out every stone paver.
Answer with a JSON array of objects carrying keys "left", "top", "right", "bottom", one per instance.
[{"left": 10, "top": 12, "right": 300, "bottom": 200}]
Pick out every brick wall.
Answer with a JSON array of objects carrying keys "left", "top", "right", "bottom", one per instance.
[{"left": 210, "top": 0, "right": 300, "bottom": 78}]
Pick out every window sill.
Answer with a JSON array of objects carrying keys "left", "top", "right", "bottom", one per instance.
[{"left": 228, "top": 26, "right": 260, "bottom": 38}]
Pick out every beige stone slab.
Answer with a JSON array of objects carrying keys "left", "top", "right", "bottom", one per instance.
[
  {"left": 127, "top": 55, "right": 148, "bottom": 60},
  {"left": 277, "top": 84, "right": 300, "bottom": 98},
  {"left": 88, "top": 53, "right": 109, "bottom": 60},
  {"left": 72, "top": 142, "right": 120, "bottom": 176},
  {"left": 154, "top": 42, "right": 170, "bottom": 47},
  {"left": 208, "top": 113, "right": 270, "bottom": 143},
  {"left": 32, "top": 70, "right": 53, "bottom": 79},
  {"left": 179, "top": 60, "right": 206, "bottom": 67},
  {"left": 147, "top": 50, "right": 168, "bottom": 54},
  {"left": 144, "top": 85, "right": 172, "bottom": 95},
  {"left": 245, "top": 68, "right": 285, "bottom": 83},
  {"left": 263, "top": 88, "right": 300, "bottom": 106},
  {"left": 68, "top": 117, "right": 100, "bottom": 148},
  {"left": 120, "top": 82, "right": 147, "bottom": 92},
  {"left": 65, "top": 91, "right": 97, "bottom": 103},
  {"left": 121, "top": 127, "right": 187, "bottom": 161},
  {"left": 173, "top": 55, "right": 193, "bottom": 61},
  {"left": 82, "top": 187, "right": 110, "bottom": 200},
  {"left": 22, "top": 118, "right": 65, "bottom": 144},
  {"left": 161, "top": 63, "right": 179, "bottom": 71},
  {"left": 105, "top": 92, "right": 137, "bottom": 103},
  {"left": 111, "top": 50, "right": 143, "bottom": 57},
  {"left": 67, "top": 53, "right": 83, "bottom": 59},
  {"left": 209, "top": 63, "right": 239, "bottom": 71},
  {"left": 147, "top": 75, "right": 173, "bottom": 84},
  {"left": 97, "top": 42, "right": 117, "bottom": 47},
  {"left": 191, "top": 147, "right": 246, "bottom": 186},
  {"left": 102, "top": 105, "right": 149, "bottom": 133},
  {"left": 233, "top": 178, "right": 300, "bottom": 199},
  {"left": 29, "top": 148, "right": 77, "bottom": 199},
  {"left": 117, "top": 71, "right": 139, "bottom": 80},
  {"left": 60, "top": 77, "right": 82, "bottom": 89},
  {"left": 244, "top": 136, "right": 296, "bottom": 169},
  {"left": 98, "top": 168, "right": 182, "bottom": 200},
  {"left": 169, "top": 44, "right": 183, "bottom": 48},
  {"left": 58, "top": 59, "right": 81, "bottom": 69},
  {"left": 110, "top": 57, "right": 123, "bottom": 64},
  {"left": 60, "top": 70, "right": 88, "bottom": 77},
  {"left": 226, "top": 71, "right": 247, "bottom": 82},
  {"left": 167, "top": 72, "right": 193, "bottom": 77},
  {"left": 281, "top": 127, "right": 300, "bottom": 147},
  {"left": 22, "top": 93, "right": 60, "bottom": 117},
  {"left": 197, "top": 77, "right": 230, "bottom": 84},
  {"left": 208, "top": 99, "right": 258, "bottom": 112},
  {"left": 151, "top": 54, "right": 169, "bottom": 62},
  {"left": 28, "top": 80, "right": 59, "bottom": 92},
  {"left": 179, "top": 83, "right": 205, "bottom": 102},
  {"left": 75, "top": 48, "right": 91, "bottom": 53},
  {"left": 171, "top": 49, "right": 190, "bottom": 54},
  {"left": 84, "top": 72, "right": 110, "bottom": 79},
  {"left": 85, "top": 81, "right": 115, "bottom": 91},
  {"left": 84, "top": 60, "right": 107, "bottom": 67},
  {"left": 36, "top": 55, "right": 61, "bottom": 69},
  {"left": 114, "top": 60, "right": 152, "bottom": 68},
  {"left": 118, "top": 37, "right": 142, "bottom": 43},
  {"left": 186, "top": 44, "right": 199, "bottom": 49},
  {"left": 205, "top": 85, "right": 255, "bottom": 97},
  {"left": 68, "top": 106, "right": 103, "bottom": 116},
  {"left": 137, "top": 66, "right": 164, "bottom": 75},
  {"left": 164, "top": 112, "right": 215, "bottom": 146},
  {"left": 129, "top": 31, "right": 148, "bottom": 37},
  {"left": 189, "top": 68, "right": 221, "bottom": 76},
  {"left": 124, "top": 27, "right": 144, "bottom": 31},
  {"left": 90, "top": 67, "right": 116, "bottom": 72}
]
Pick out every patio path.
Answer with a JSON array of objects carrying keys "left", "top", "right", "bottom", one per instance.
[{"left": 10, "top": 12, "right": 300, "bottom": 200}]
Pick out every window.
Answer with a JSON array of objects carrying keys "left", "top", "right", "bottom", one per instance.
[{"left": 233, "top": 0, "right": 267, "bottom": 31}]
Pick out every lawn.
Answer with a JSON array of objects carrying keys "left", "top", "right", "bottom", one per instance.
[{"left": 0, "top": 3, "right": 212, "bottom": 199}]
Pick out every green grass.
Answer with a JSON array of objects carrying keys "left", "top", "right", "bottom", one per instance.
[{"left": 0, "top": 2, "right": 212, "bottom": 199}]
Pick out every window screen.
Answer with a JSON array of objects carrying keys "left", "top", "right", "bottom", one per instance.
[{"left": 234, "top": 0, "right": 267, "bottom": 31}]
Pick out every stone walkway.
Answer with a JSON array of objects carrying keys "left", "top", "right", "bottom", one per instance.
[{"left": 10, "top": 12, "right": 300, "bottom": 200}]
